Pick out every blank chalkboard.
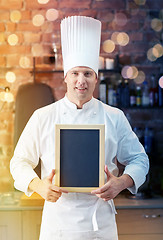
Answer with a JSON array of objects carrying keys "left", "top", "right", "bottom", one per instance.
[{"left": 55, "top": 124, "right": 105, "bottom": 192}]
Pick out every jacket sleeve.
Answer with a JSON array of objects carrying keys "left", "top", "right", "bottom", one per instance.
[
  {"left": 116, "top": 110, "right": 149, "bottom": 194},
  {"left": 10, "top": 111, "right": 40, "bottom": 196}
]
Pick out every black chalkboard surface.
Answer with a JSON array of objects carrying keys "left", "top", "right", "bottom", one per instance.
[{"left": 55, "top": 124, "right": 105, "bottom": 192}]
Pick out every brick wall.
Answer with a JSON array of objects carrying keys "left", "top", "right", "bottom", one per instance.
[{"left": 0, "top": 0, "right": 163, "bottom": 192}]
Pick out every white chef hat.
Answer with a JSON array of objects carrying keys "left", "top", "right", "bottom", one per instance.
[{"left": 60, "top": 16, "right": 101, "bottom": 77}]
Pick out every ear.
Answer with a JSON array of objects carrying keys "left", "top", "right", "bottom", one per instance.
[
  {"left": 64, "top": 76, "right": 67, "bottom": 83},
  {"left": 95, "top": 73, "right": 98, "bottom": 83}
]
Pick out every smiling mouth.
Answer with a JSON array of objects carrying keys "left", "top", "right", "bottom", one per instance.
[{"left": 75, "top": 87, "right": 87, "bottom": 91}]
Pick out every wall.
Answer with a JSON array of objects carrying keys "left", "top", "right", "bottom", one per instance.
[{"left": 0, "top": 0, "right": 163, "bottom": 193}]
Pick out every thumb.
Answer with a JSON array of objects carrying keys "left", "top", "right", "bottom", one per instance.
[
  {"left": 47, "top": 169, "right": 55, "bottom": 183},
  {"left": 104, "top": 165, "right": 112, "bottom": 181}
]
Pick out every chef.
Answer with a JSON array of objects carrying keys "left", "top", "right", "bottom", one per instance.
[{"left": 10, "top": 16, "right": 149, "bottom": 240}]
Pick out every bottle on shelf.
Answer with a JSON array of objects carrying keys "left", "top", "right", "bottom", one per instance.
[
  {"left": 142, "top": 81, "right": 150, "bottom": 107},
  {"left": 116, "top": 79, "right": 123, "bottom": 107},
  {"left": 99, "top": 72, "right": 162, "bottom": 109},
  {"left": 149, "top": 74, "right": 158, "bottom": 107},
  {"left": 113, "top": 88, "right": 117, "bottom": 107},
  {"left": 129, "top": 82, "right": 136, "bottom": 107},
  {"left": 99, "top": 72, "right": 107, "bottom": 104},
  {"left": 136, "top": 85, "right": 142, "bottom": 107},
  {"left": 108, "top": 84, "right": 115, "bottom": 106},
  {"left": 123, "top": 79, "right": 130, "bottom": 108},
  {"left": 116, "top": 79, "right": 129, "bottom": 108}
]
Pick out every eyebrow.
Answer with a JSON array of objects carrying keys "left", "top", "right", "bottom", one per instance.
[{"left": 70, "top": 69, "right": 94, "bottom": 73}]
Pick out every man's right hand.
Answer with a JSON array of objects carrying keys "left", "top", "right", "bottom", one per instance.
[{"left": 29, "top": 169, "right": 68, "bottom": 202}]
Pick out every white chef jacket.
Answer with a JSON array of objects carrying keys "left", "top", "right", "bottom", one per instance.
[{"left": 10, "top": 96, "right": 149, "bottom": 240}]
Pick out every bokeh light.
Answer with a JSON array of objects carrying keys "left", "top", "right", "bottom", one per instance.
[
  {"left": 19, "top": 57, "right": 31, "bottom": 68},
  {"left": 38, "top": 0, "right": 49, "bottom": 3},
  {"left": 7, "top": 34, "right": 19, "bottom": 46},
  {"left": 111, "top": 32, "right": 119, "bottom": 44},
  {"left": 134, "top": 0, "right": 146, "bottom": 5},
  {"left": 134, "top": 71, "right": 146, "bottom": 84},
  {"left": 0, "top": 91, "right": 14, "bottom": 103},
  {"left": 32, "top": 44, "right": 44, "bottom": 56},
  {"left": 46, "top": 9, "right": 59, "bottom": 21},
  {"left": 159, "top": 76, "right": 163, "bottom": 88},
  {"left": 152, "top": 44, "right": 163, "bottom": 58},
  {"left": 103, "top": 40, "right": 115, "bottom": 53},
  {"left": 5, "top": 72, "right": 16, "bottom": 83},
  {"left": 129, "top": 66, "right": 139, "bottom": 79},
  {"left": 117, "top": 32, "right": 129, "bottom": 46},
  {"left": 147, "top": 48, "right": 157, "bottom": 62},
  {"left": 114, "top": 13, "right": 128, "bottom": 26},
  {"left": 121, "top": 65, "right": 130, "bottom": 79},
  {"left": 10, "top": 10, "right": 21, "bottom": 23},
  {"left": 32, "top": 14, "right": 45, "bottom": 27},
  {"left": 151, "top": 18, "right": 162, "bottom": 32},
  {"left": 121, "top": 65, "right": 138, "bottom": 79}
]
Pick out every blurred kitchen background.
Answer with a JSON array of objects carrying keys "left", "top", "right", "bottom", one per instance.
[{"left": 0, "top": 0, "right": 163, "bottom": 198}]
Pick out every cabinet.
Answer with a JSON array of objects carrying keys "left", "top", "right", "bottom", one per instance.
[
  {"left": 22, "top": 210, "right": 42, "bottom": 240},
  {"left": 1, "top": 209, "right": 162, "bottom": 240},
  {"left": 1, "top": 197, "right": 163, "bottom": 240},
  {"left": 116, "top": 208, "right": 163, "bottom": 240},
  {"left": 0, "top": 211, "right": 22, "bottom": 240},
  {"left": 0, "top": 209, "right": 42, "bottom": 240}
]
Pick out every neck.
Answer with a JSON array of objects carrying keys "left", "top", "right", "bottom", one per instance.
[{"left": 66, "top": 94, "right": 92, "bottom": 109}]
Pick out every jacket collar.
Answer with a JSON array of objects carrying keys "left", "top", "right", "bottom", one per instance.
[{"left": 63, "top": 95, "right": 95, "bottom": 110}]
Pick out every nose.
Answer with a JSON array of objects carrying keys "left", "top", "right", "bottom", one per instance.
[{"left": 77, "top": 73, "right": 86, "bottom": 86}]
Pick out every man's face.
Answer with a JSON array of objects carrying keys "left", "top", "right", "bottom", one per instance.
[{"left": 65, "top": 66, "right": 97, "bottom": 108}]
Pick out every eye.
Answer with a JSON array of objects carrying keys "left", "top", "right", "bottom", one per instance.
[
  {"left": 84, "top": 71, "right": 92, "bottom": 77},
  {"left": 72, "top": 71, "right": 78, "bottom": 76}
]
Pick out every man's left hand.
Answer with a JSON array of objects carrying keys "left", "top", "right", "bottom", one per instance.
[{"left": 91, "top": 165, "right": 134, "bottom": 201}]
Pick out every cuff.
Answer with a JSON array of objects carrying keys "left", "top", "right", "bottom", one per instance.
[{"left": 123, "top": 168, "right": 147, "bottom": 195}]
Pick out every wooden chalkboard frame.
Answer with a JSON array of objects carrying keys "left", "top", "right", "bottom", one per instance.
[{"left": 55, "top": 124, "right": 105, "bottom": 192}]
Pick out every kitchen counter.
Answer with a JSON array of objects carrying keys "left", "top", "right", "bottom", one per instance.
[
  {"left": 0, "top": 192, "right": 44, "bottom": 211},
  {"left": 114, "top": 194, "right": 163, "bottom": 209},
  {"left": 0, "top": 192, "right": 163, "bottom": 240},
  {"left": 0, "top": 191, "right": 163, "bottom": 211}
]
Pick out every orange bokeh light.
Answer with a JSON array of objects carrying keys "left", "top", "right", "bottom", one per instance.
[
  {"left": 103, "top": 40, "right": 115, "bottom": 53},
  {"left": 46, "top": 9, "right": 59, "bottom": 21},
  {"left": 159, "top": 76, "right": 163, "bottom": 89}
]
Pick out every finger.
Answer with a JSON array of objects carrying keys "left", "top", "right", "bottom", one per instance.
[
  {"left": 92, "top": 191, "right": 111, "bottom": 201},
  {"left": 47, "top": 169, "right": 55, "bottom": 183},
  {"left": 94, "top": 187, "right": 109, "bottom": 196},
  {"left": 50, "top": 190, "right": 62, "bottom": 198},
  {"left": 60, "top": 188, "right": 69, "bottom": 193},
  {"left": 98, "top": 191, "right": 111, "bottom": 199},
  {"left": 51, "top": 185, "right": 61, "bottom": 192},
  {"left": 91, "top": 187, "right": 105, "bottom": 195},
  {"left": 51, "top": 185, "right": 69, "bottom": 194},
  {"left": 47, "top": 194, "right": 61, "bottom": 202},
  {"left": 91, "top": 181, "right": 110, "bottom": 194}
]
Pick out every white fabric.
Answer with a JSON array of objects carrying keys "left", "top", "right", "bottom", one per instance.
[
  {"left": 10, "top": 96, "right": 149, "bottom": 239},
  {"left": 61, "top": 16, "right": 101, "bottom": 77}
]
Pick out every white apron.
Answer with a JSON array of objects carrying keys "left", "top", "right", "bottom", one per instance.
[{"left": 39, "top": 193, "right": 118, "bottom": 240}]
